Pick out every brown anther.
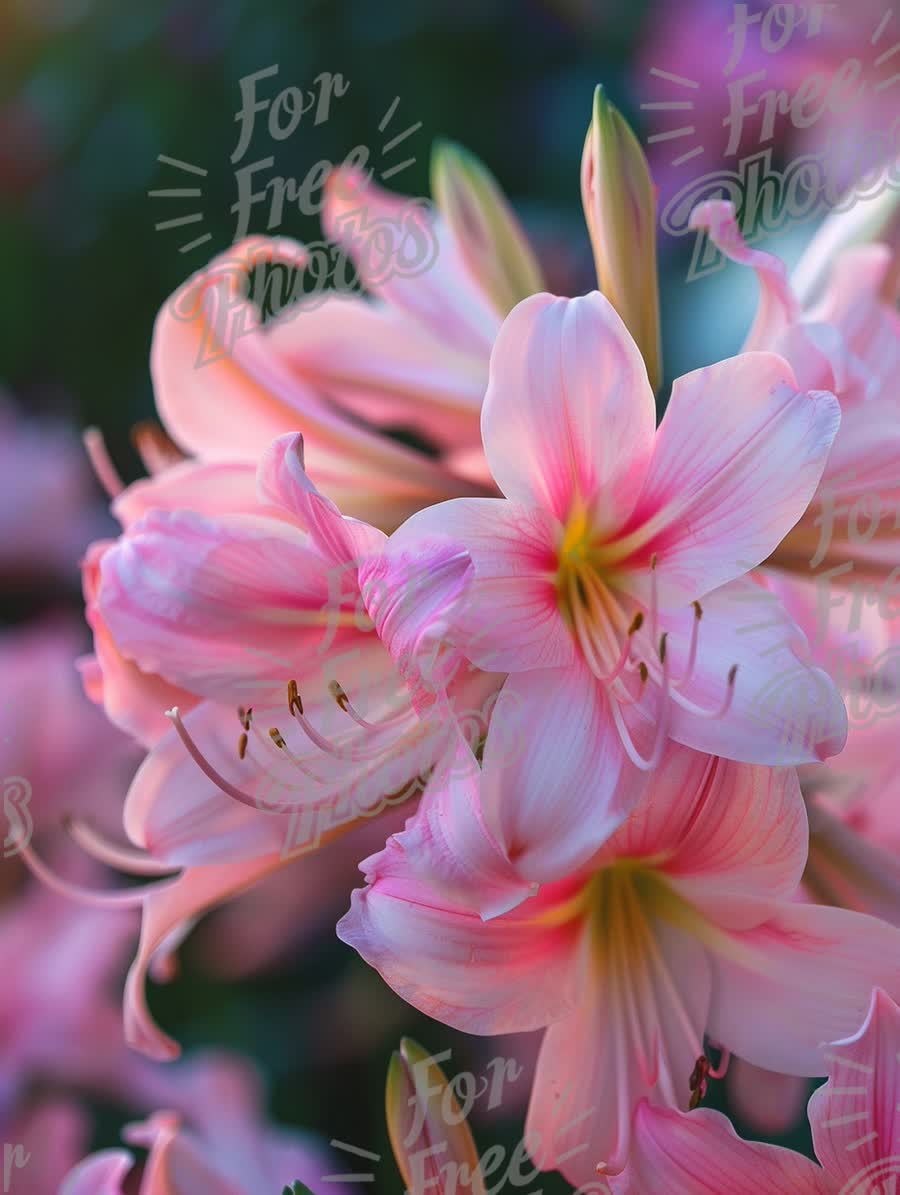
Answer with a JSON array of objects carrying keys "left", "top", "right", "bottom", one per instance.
[
  {"left": 692, "top": 600, "right": 703, "bottom": 620},
  {"left": 287, "top": 679, "right": 302, "bottom": 717},
  {"left": 689, "top": 1055, "right": 710, "bottom": 1110},
  {"left": 269, "top": 727, "right": 286, "bottom": 749},
  {"left": 237, "top": 706, "right": 252, "bottom": 732},
  {"left": 639, "top": 662, "right": 649, "bottom": 684},
  {"left": 650, "top": 552, "right": 658, "bottom": 570},
  {"left": 658, "top": 632, "right": 668, "bottom": 664},
  {"left": 328, "top": 679, "right": 350, "bottom": 712},
  {"left": 238, "top": 732, "right": 248, "bottom": 760},
  {"left": 627, "top": 611, "right": 644, "bottom": 636},
  {"left": 728, "top": 664, "right": 738, "bottom": 685}
]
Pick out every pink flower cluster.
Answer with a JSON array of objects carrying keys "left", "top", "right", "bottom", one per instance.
[{"left": 25, "top": 90, "right": 900, "bottom": 1187}]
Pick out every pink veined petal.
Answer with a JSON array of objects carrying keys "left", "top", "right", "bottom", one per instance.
[
  {"left": 151, "top": 238, "right": 476, "bottom": 528},
  {"left": 152, "top": 236, "right": 321, "bottom": 460},
  {"left": 377, "top": 496, "right": 573, "bottom": 674},
  {"left": 727, "top": 1058, "right": 811, "bottom": 1137},
  {"left": 82, "top": 540, "right": 197, "bottom": 748},
  {"left": 606, "top": 744, "right": 807, "bottom": 929},
  {"left": 688, "top": 199, "right": 801, "bottom": 351},
  {"left": 707, "top": 902, "right": 900, "bottom": 1077},
  {"left": 373, "top": 731, "right": 535, "bottom": 921},
  {"left": 809, "top": 987, "right": 900, "bottom": 1187},
  {"left": 625, "top": 352, "right": 841, "bottom": 603},
  {"left": 814, "top": 244, "right": 900, "bottom": 403},
  {"left": 480, "top": 664, "right": 646, "bottom": 886},
  {"left": 773, "top": 320, "right": 872, "bottom": 407},
  {"left": 60, "top": 1150, "right": 135, "bottom": 1195},
  {"left": 112, "top": 459, "right": 262, "bottom": 530},
  {"left": 97, "top": 507, "right": 366, "bottom": 703},
  {"left": 336, "top": 858, "right": 582, "bottom": 1037},
  {"left": 264, "top": 292, "right": 489, "bottom": 451},
  {"left": 526, "top": 921, "right": 712, "bottom": 1183},
  {"left": 360, "top": 535, "right": 475, "bottom": 714},
  {"left": 610, "top": 1102, "right": 832, "bottom": 1195},
  {"left": 656, "top": 577, "right": 848, "bottom": 764},
  {"left": 256, "top": 432, "right": 387, "bottom": 567},
  {"left": 322, "top": 166, "right": 501, "bottom": 355},
  {"left": 480, "top": 292, "right": 656, "bottom": 527}
]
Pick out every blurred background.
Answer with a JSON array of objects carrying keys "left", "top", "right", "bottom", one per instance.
[{"left": 2, "top": 0, "right": 887, "bottom": 1185}]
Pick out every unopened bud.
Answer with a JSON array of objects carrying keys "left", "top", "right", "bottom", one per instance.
[
  {"left": 431, "top": 140, "right": 544, "bottom": 317},
  {"left": 581, "top": 85, "right": 661, "bottom": 390}
]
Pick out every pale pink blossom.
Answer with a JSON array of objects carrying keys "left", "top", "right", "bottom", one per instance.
[
  {"left": 149, "top": 178, "right": 510, "bottom": 530},
  {"left": 64, "top": 432, "right": 495, "bottom": 1058},
  {"left": 609, "top": 987, "right": 900, "bottom": 1194},
  {"left": 371, "top": 289, "right": 846, "bottom": 880},
  {"left": 338, "top": 735, "right": 900, "bottom": 1181},
  {"left": 690, "top": 199, "right": 900, "bottom": 593}
]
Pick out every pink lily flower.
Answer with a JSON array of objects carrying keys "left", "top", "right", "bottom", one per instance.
[
  {"left": 148, "top": 164, "right": 520, "bottom": 530},
  {"left": 61, "top": 1054, "right": 352, "bottom": 1195},
  {"left": 60, "top": 431, "right": 495, "bottom": 1058},
  {"left": 373, "top": 289, "right": 846, "bottom": 880},
  {"left": 338, "top": 735, "right": 900, "bottom": 1181},
  {"left": 609, "top": 987, "right": 900, "bottom": 1194},
  {"left": 690, "top": 199, "right": 900, "bottom": 591}
]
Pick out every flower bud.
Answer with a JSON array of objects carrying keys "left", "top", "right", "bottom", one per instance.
[
  {"left": 431, "top": 140, "right": 544, "bottom": 317},
  {"left": 386, "top": 1038, "right": 485, "bottom": 1195},
  {"left": 581, "top": 85, "right": 662, "bottom": 391}
]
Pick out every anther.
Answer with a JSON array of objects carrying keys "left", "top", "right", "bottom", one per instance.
[
  {"left": 328, "top": 680, "right": 350, "bottom": 712},
  {"left": 627, "top": 611, "right": 644, "bottom": 636},
  {"left": 692, "top": 600, "right": 703, "bottom": 620},
  {"left": 639, "top": 662, "right": 649, "bottom": 685},
  {"left": 287, "top": 680, "right": 302, "bottom": 717},
  {"left": 238, "top": 732, "right": 248, "bottom": 760},
  {"left": 659, "top": 632, "right": 668, "bottom": 664},
  {"left": 269, "top": 727, "right": 286, "bottom": 749}
]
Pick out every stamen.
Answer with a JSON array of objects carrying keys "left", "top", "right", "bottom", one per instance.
[
  {"left": 65, "top": 818, "right": 178, "bottom": 876},
  {"left": 288, "top": 700, "right": 392, "bottom": 762},
  {"left": 649, "top": 553, "right": 659, "bottom": 641},
  {"left": 608, "top": 645, "right": 669, "bottom": 771},
  {"left": 673, "top": 601, "right": 702, "bottom": 689},
  {"left": 166, "top": 707, "right": 294, "bottom": 813},
  {"left": 131, "top": 420, "right": 185, "bottom": 475},
  {"left": 83, "top": 427, "right": 125, "bottom": 499},
  {"left": 667, "top": 663, "right": 738, "bottom": 720},
  {"left": 328, "top": 679, "right": 412, "bottom": 733},
  {"left": 19, "top": 840, "right": 179, "bottom": 909}
]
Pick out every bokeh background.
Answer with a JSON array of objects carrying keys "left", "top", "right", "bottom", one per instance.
[{"left": 3, "top": 0, "right": 884, "bottom": 1183}]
